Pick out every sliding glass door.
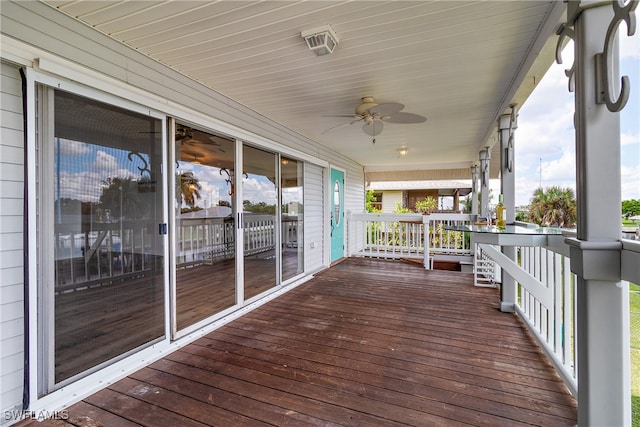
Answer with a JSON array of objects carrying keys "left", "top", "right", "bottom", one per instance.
[
  {"left": 172, "top": 132, "right": 305, "bottom": 330},
  {"left": 242, "top": 145, "right": 278, "bottom": 300},
  {"left": 281, "top": 157, "right": 304, "bottom": 281},
  {"left": 43, "top": 88, "right": 166, "bottom": 388},
  {"left": 174, "top": 123, "right": 237, "bottom": 331}
]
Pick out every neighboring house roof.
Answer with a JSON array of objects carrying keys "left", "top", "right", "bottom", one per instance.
[
  {"left": 368, "top": 180, "right": 472, "bottom": 197},
  {"left": 180, "top": 206, "right": 233, "bottom": 219}
]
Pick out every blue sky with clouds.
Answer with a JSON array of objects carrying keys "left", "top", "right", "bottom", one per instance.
[{"left": 511, "top": 31, "right": 639, "bottom": 206}]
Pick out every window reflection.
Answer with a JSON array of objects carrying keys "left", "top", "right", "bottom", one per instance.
[
  {"left": 243, "top": 145, "right": 278, "bottom": 300},
  {"left": 281, "top": 157, "right": 303, "bottom": 281},
  {"left": 174, "top": 124, "right": 236, "bottom": 330},
  {"left": 51, "top": 90, "right": 164, "bottom": 384}
]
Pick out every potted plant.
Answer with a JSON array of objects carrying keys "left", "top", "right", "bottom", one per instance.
[{"left": 414, "top": 196, "right": 438, "bottom": 215}]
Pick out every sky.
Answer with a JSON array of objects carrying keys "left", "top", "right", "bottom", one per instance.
[{"left": 509, "top": 30, "right": 639, "bottom": 207}]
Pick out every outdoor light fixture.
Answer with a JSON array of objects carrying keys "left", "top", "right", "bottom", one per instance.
[
  {"left": 397, "top": 148, "right": 408, "bottom": 157},
  {"left": 301, "top": 25, "right": 339, "bottom": 56}
]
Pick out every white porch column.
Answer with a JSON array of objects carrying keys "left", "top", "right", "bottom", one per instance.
[
  {"left": 558, "top": 1, "right": 636, "bottom": 424},
  {"left": 498, "top": 109, "right": 517, "bottom": 312},
  {"left": 471, "top": 165, "right": 479, "bottom": 215},
  {"left": 479, "top": 149, "right": 491, "bottom": 218}
]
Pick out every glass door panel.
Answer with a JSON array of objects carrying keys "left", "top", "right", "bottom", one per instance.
[
  {"left": 51, "top": 90, "right": 165, "bottom": 384},
  {"left": 281, "top": 157, "right": 303, "bottom": 281},
  {"left": 174, "top": 124, "right": 236, "bottom": 331},
  {"left": 243, "top": 145, "right": 278, "bottom": 300}
]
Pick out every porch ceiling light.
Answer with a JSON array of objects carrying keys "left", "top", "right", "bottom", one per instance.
[
  {"left": 301, "top": 25, "right": 339, "bottom": 56},
  {"left": 397, "top": 147, "right": 408, "bottom": 157}
]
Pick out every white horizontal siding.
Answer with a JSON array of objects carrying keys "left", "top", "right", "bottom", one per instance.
[
  {"left": 304, "top": 163, "right": 324, "bottom": 273},
  {"left": 382, "top": 191, "right": 404, "bottom": 213},
  {"left": 0, "top": 60, "right": 24, "bottom": 424},
  {"left": 342, "top": 163, "right": 365, "bottom": 259}
]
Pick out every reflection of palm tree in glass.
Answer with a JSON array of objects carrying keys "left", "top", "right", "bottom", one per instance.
[
  {"left": 100, "top": 177, "right": 150, "bottom": 221},
  {"left": 178, "top": 171, "right": 202, "bottom": 207}
]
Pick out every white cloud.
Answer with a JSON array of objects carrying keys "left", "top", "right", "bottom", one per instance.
[
  {"left": 620, "top": 30, "right": 639, "bottom": 60},
  {"left": 621, "top": 164, "right": 640, "bottom": 201},
  {"left": 622, "top": 130, "right": 640, "bottom": 147},
  {"left": 58, "top": 170, "right": 105, "bottom": 202},
  {"left": 541, "top": 148, "right": 576, "bottom": 184},
  {"left": 59, "top": 138, "right": 90, "bottom": 156},
  {"left": 94, "top": 150, "right": 121, "bottom": 173},
  {"left": 243, "top": 176, "right": 277, "bottom": 206}
]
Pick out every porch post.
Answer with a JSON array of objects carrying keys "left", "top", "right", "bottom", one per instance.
[
  {"left": 479, "top": 149, "right": 490, "bottom": 218},
  {"left": 471, "top": 165, "right": 479, "bottom": 215},
  {"left": 498, "top": 109, "right": 517, "bottom": 312},
  {"left": 558, "top": 1, "right": 636, "bottom": 424}
]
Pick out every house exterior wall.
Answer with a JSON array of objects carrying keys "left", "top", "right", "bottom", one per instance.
[
  {"left": 304, "top": 163, "right": 325, "bottom": 273},
  {"left": 407, "top": 190, "right": 439, "bottom": 211},
  {"left": 0, "top": 1, "right": 364, "bottom": 422},
  {"left": 381, "top": 190, "right": 403, "bottom": 213},
  {"left": 0, "top": 59, "right": 25, "bottom": 425}
]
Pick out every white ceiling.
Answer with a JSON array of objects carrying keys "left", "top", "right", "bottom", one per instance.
[{"left": 42, "top": 1, "right": 566, "bottom": 180}]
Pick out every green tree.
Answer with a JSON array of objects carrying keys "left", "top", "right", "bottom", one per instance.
[
  {"left": 243, "top": 200, "right": 276, "bottom": 214},
  {"left": 622, "top": 199, "right": 640, "bottom": 218},
  {"left": 100, "top": 177, "right": 149, "bottom": 220},
  {"left": 414, "top": 196, "right": 438, "bottom": 214},
  {"left": 393, "top": 202, "right": 412, "bottom": 214},
  {"left": 178, "top": 171, "right": 202, "bottom": 207},
  {"left": 365, "top": 190, "right": 381, "bottom": 213},
  {"left": 527, "top": 186, "right": 577, "bottom": 228},
  {"left": 460, "top": 194, "right": 472, "bottom": 213},
  {"left": 460, "top": 190, "right": 493, "bottom": 213}
]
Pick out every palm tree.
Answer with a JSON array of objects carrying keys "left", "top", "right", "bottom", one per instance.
[
  {"left": 527, "top": 186, "right": 577, "bottom": 228},
  {"left": 100, "top": 177, "right": 149, "bottom": 220},
  {"left": 178, "top": 171, "right": 202, "bottom": 207}
]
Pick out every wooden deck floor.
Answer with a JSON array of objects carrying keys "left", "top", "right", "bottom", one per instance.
[{"left": 20, "top": 258, "right": 577, "bottom": 426}]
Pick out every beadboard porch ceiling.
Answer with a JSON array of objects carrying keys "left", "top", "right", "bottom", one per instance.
[{"left": 41, "top": 1, "right": 566, "bottom": 181}]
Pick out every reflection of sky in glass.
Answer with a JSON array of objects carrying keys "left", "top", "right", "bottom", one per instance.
[
  {"left": 55, "top": 138, "right": 149, "bottom": 203},
  {"left": 282, "top": 186, "right": 302, "bottom": 205},
  {"left": 244, "top": 173, "right": 277, "bottom": 206},
  {"left": 56, "top": 138, "right": 298, "bottom": 209},
  {"left": 177, "top": 161, "right": 232, "bottom": 208}
]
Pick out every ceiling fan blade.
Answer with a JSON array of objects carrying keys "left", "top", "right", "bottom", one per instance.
[
  {"left": 362, "top": 120, "right": 383, "bottom": 136},
  {"left": 321, "top": 116, "right": 366, "bottom": 134},
  {"left": 383, "top": 112, "right": 427, "bottom": 124},
  {"left": 369, "top": 102, "right": 404, "bottom": 116},
  {"left": 321, "top": 121, "right": 352, "bottom": 134}
]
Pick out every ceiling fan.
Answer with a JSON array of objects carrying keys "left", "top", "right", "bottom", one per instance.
[{"left": 323, "top": 96, "right": 426, "bottom": 143}]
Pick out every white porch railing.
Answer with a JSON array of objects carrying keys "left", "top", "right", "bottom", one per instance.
[
  {"left": 476, "top": 231, "right": 640, "bottom": 397},
  {"left": 477, "top": 233, "right": 578, "bottom": 394},
  {"left": 347, "top": 212, "right": 475, "bottom": 267},
  {"left": 54, "top": 221, "right": 157, "bottom": 292},
  {"left": 55, "top": 213, "right": 297, "bottom": 290}
]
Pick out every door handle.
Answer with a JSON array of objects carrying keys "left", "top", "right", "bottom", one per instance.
[{"left": 330, "top": 212, "right": 334, "bottom": 237}]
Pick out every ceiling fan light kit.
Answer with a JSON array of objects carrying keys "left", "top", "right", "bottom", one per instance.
[
  {"left": 323, "top": 96, "right": 427, "bottom": 143},
  {"left": 301, "top": 25, "right": 339, "bottom": 56}
]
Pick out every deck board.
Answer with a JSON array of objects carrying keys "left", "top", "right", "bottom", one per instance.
[{"left": 17, "top": 258, "right": 577, "bottom": 426}]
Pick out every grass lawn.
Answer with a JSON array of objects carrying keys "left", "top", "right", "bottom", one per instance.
[{"left": 631, "top": 283, "right": 640, "bottom": 425}]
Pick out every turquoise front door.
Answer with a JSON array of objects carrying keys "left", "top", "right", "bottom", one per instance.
[{"left": 330, "top": 168, "right": 345, "bottom": 263}]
